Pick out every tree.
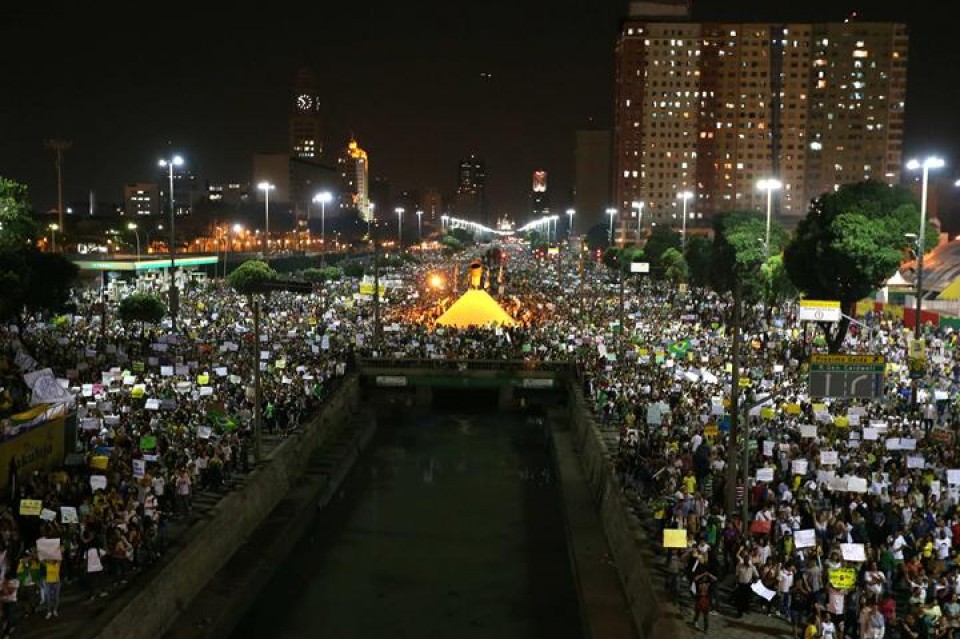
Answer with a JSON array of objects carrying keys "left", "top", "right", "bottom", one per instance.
[
  {"left": 640, "top": 225, "right": 682, "bottom": 276},
  {"left": 117, "top": 292, "right": 167, "bottom": 330},
  {"left": 227, "top": 260, "right": 278, "bottom": 296},
  {"left": 783, "top": 180, "right": 931, "bottom": 352},
  {"left": 584, "top": 223, "right": 609, "bottom": 252},
  {"left": 0, "top": 177, "right": 78, "bottom": 323},
  {"left": 23, "top": 252, "right": 79, "bottom": 314},
  {"left": 0, "top": 177, "right": 38, "bottom": 247},
  {"left": 685, "top": 236, "right": 713, "bottom": 287},
  {"left": 660, "top": 247, "right": 689, "bottom": 284}
]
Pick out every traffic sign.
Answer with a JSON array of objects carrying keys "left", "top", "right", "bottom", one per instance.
[
  {"left": 799, "top": 300, "right": 842, "bottom": 323},
  {"left": 808, "top": 354, "right": 885, "bottom": 399},
  {"left": 630, "top": 262, "right": 650, "bottom": 273}
]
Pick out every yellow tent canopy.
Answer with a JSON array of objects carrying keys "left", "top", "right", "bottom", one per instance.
[
  {"left": 939, "top": 276, "right": 960, "bottom": 301},
  {"left": 436, "top": 289, "right": 516, "bottom": 328}
]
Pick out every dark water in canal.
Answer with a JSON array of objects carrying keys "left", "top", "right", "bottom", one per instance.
[{"left": 233, "top": 406, "right": 584, "bottom": 639}]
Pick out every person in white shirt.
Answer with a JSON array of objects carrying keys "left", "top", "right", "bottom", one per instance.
[
  {"left": 935, "top": 529, "right": 952, "bottom": 560},
  {"left": 891, "top": 533, "right": 906, "bottom": 561}
]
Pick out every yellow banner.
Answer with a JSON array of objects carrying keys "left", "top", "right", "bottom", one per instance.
[
  {"left": 760, "top": 407, "right": 776, "bottom": 420},
  {"left": 663, "top": 528, "right": 688, "bottom": 549},
  {"left": 784, "top": 403, "right": 801, "bottom": 415},
  {"left": 834, "top": 416, "right": 849, "bottom": 428},
  {"left": 811, "top": 354, "right": 884, "bottom": 365},
  {"left": 829, "top": 568, "right": 857, "bottom": 590},
  {"left": 19, "top": 499, "right": 42, "bottom": 516},
  {"left": 800, "top": 299, "right": 841, "bottom": 309},
  {"left": 0, "top": 416, "right": 64, "bottom": 492}
]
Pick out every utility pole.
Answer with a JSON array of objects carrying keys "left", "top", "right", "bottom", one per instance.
[
  {"left": 725, "top": 282, "right": 745, "bottom": 523},
  {"left": 44, "top": 139, "right": 72, "bottom": 249},
  {"left": 373, "top": 223, "right": 382, "bottom": 350},
  {"left": 252, "top": 297, "right": 262, "bottom": 463}
]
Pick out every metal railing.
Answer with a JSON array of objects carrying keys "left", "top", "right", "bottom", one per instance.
[{"left": 356, "top": 357, "right": 570, "bottom": 373}]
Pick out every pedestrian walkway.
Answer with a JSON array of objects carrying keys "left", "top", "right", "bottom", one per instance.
[{"left": 9, "top": 434, "right": 286, "bottom": 639}]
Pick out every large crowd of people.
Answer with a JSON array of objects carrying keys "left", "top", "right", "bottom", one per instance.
[{"left": 0, "top": 238, "right": 956, "bottom": 639}]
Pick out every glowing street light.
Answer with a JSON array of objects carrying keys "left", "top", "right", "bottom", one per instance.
[
  {"left": 756, "top": 178, "right": 782, "bottom": 258},
  {"left": 395, "top": 207, "right": 405, "bottom": 248},
  {"left": 566, "top": 208, "right": 575, "bottom": 238},
  {"left": 127, "top": 222, "right": 141, "bottom": 262},
  {"left": 258, "top": 182, "right": 275, "bottom": 253},
  {"left": 158, "top": 154, "right": 184, "bottom": 329},
  {"left": 631, "top": 201, "right": 644, "bottom": 243},
  {"left": 606, "top": 207, "right": 617, "bottom": 245},
  {"left": 906, "top": 155, "right": 945, "bottom": 404},
  {"left": 313, "top": 191, "right": 333, "bottom": 264},
  {"left": 48, "top": 223, "right": 59, "bottom": 253},
  {"left": 416, "top": 209, "right": 423, "bottom": 240},
  {"left": 677, "top": 191, "right": 693, "bottom": 252}
]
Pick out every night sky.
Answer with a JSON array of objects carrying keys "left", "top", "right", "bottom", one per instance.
[{"left": 1, "top": 1, "right": 953, "bottom": 219}]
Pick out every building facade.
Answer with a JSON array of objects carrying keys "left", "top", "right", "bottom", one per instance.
[
  {"left": 339, "top": 140, "right": 373, "bottom": 224},
  {"left": 613, "top": 2, "right": 908, "bottom": 242},
  {"left": 289, "top": 67, "right": 323, "bottom": 161},
  {"left": 455, "top": 154, "right": 487, "bottom": 225},
  {"left": 124, "top": 183, "right": 160, "bottom": 217}
]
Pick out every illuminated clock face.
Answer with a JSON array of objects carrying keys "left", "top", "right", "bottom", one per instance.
[{"left": 296, "top": 94, "right": 313, "bottom": 111}]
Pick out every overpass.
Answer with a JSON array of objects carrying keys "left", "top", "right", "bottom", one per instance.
[{"left": 355, "top": 357, "right": 570, "bottom": 409}]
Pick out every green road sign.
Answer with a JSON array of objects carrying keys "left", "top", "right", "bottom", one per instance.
[{"left": 808, "top": 354, "right": 885, "bottom": 399}]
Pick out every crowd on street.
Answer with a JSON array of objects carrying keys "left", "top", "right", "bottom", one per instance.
[{"left": 1, "top": 238, "right": 958, "bottom": 639}]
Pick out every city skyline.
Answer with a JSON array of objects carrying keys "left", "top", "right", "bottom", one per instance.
[{"left": 1, "top": 1, "right": 954, "bottom": 225}]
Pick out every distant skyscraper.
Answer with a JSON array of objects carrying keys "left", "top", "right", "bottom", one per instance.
[
  {"left": 124, "top": 183, "right": 159, "bottom": 216},
  {"left": 574, "top": 129, "right": 612, "bottom": 235},
  {"left": 613, "top": 3, "right": 908, "bottom": 241},
  {"left": 157, "top": 163, "right": 197, "bottom": 216},
  {"left": 422, "top": 188, "right": 444, "bottom": 223},
  {"left": 339, "top": 140, "right": 372, "bottom": 223},
  {"left": 289, "top": 68, "right": 323, "bottom": 160},
  {"left": 455, "top": 154, "right": 487, "bottom": 224},
  {"left": 531, "top": 170, "right": 549, "bottom": 216}
]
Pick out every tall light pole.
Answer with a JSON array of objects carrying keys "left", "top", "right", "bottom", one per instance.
[
  {"left": 606, "top": 207, "right": 617, "bottom": 246},
  {"left": 258, "top": 182, "right": 275, "bottom": 255},
  {"left": 159, "top": 154, "right": 184, "bottom": 330},
  {"left": 441, "top": 214, "right": 449, "bottom": 232},
  {"left": 127, "top": 222, "right": 141, "bottom": 262},
  {"left": 395, "top": 207, "right": 405, "bottom": 248},
  {"left": 44, "top": 139, "right": 71, "bottom": 244},
  {"left": 631, "top": 201, "right": 644, "bottom": 243},
  {"left": 757, "top": 178, "right": 782, "bottom": 258},
  {"left": 906, "top": 156, "right": 945, "bottom": 407},
  {"left": 48, "top": 224, "right": 59, "bottom": 253},
  {"left": 677, "top": 191, "right": 693, "bottom": 253},
  {"left": 416, "top": 209, "right": 423, "bottom": 241},
  {"left": 314, "top": 191, "right": 333, "bottom": 265},
  {"left": 566, "top": 208, "right": 575, "bottom": 240}
]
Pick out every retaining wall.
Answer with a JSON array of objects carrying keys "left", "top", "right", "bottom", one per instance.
[
  {"left": 566, "top": 381, "right": 690, "bottom": 639},
  {"left": 92, "top": 375, "right": 361, "bottom": 639}
]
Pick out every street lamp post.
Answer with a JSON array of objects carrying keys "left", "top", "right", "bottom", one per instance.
[
  {"left": 566, "top": 208, "right": 575, "bottom": 240},
  {"left": 757, "top": 179, "right": 782, "bottom": 259},
  {"left": 258, "top": 182, "right": 275, "bottom": 255},
  {"left": 159, "top": 154, "right": 184, "bottom": 330},
  {"left": 48, "top": 224, "right": 59, "bottom": 253},
  {"left": 906, "top": 156, "right": 945, "bottom": 407},
  {"left": 606, "top": 207, "right": 617, "bottom": 246},
  {"left": 127, "top": 222, "right": 141, "bottom": 262},
  {"left": 631, "top": 201, "right": 644, "bottom": 243},
  {"left": 395, "top": 207, "right": 405, "bottom": 248},
  {"left": 313, "top": 191, "right": 333, "bottom": 265},
  {"left": 677, "top": 191, "right": 693, "bottom": 253},
  {"left": 416, "top": 209, "right": 423, "bottom": 241}
]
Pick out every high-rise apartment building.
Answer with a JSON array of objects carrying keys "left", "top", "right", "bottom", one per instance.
[
  {"left": 613, "top": 1, "right": 908, "bottom": 241},
  {"left": 455, "top": 154, "right": 487, "bottom": 224},
  {"left": 124, "top": 183, "right": 160, "bottom": 216}
]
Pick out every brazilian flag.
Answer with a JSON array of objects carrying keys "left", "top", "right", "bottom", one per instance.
[
  {"left": 207, "top": 408, "right": 238, "bottom": 432},
  {"left": 668, "top": 339, "right": 691, "bottom": 357}
]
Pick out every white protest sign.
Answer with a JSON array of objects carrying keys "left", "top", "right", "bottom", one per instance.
[
  {"left": 132, "top": 459, "right": 146, "bottom": 479},
  {"left": 841, "top": 543, "right": 866, "bottom": 562},
  {"left": 90, "top": 475, "right": 107, "bottom": 492},
  {"left": 756, "top": 467, "right": 775, "bottom": 482},
  {"left": 907, "top": 455, "right": 926, "bottom": 470},
  {"left": 799, "top": 424, "right": 817, "bottom": 438},
  {"left": 794, "top": 529, "right": 816, "bottom": 549},
  {"left": 792, "top": 459, "right": 809, "bottom": 475},
  {"left": 820, "top": 450, "right": 838, "bottom": 465},
  {"left": 60, "top": 506, "right": 79, "bottom": 524},
  {"left": 37, "top": 537, "right": 62, "bottom": 561}
]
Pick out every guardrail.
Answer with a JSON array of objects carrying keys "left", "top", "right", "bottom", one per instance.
[{"left": 356, "top": 357, "right": 570, "bottom": 373}]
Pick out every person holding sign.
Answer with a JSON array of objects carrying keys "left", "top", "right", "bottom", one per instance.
[{"left": 690, "top": 568, "right": 717, "bottom": 633}]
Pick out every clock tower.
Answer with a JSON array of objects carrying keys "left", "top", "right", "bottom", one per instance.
[{"left": 289, "top": 67, "right": 322, "bottom": 159}]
